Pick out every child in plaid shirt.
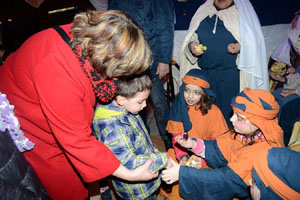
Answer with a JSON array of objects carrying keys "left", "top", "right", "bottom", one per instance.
[{"left": 92, "top": 74, "right": 169, "bottom": 200}]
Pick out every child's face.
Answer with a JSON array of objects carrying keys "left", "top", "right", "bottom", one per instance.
[
  {"left": 249, "top": 178, "right": 261, "bottom": 200},
  {"left": 183, "top": 84, "right": 203, "bottom": 106},
  {"left": 230, "top": 111, "right": 258, "bottom": 135},
  {"left": 122, "top": 90, "right": 150, "bottom": 115}
]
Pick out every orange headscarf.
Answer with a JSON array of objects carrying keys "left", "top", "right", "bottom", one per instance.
[{"left": 231, "top": 88, "right": 284, "bottom": 147}]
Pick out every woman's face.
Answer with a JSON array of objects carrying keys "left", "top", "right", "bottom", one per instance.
[
  {"left": 230, "top": 111, "right": 258, "bottom": 135},
  {"left": 183, "top": 84, "right": 203, "bottom": 106},
  {"left": 249, "top": 178, "right": 261, "bottom": 200},
  {"left": 214, "top": 0, "right": 233, "bottom": 9}
]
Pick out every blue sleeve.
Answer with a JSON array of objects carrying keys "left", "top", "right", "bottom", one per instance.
[
  {"left": 152, "top": 0, "right": 175, "bottom": 63},
  {"left": 204, "top": 139, "right": 228, "bottom": 168},
  {"left": 179, "top": 166, "right": 250, "bottom": 200}
]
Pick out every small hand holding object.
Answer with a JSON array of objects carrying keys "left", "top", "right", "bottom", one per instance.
[
  {"left": 175, "top": 134, "right": 196, "bottom": 149},
  {"left": 189, "top": 42, "right": 207, "bottom": 56},
  {"left": 179, "top": 155, "right": 189, "bottom": 166},
  {"left": 162, "top": 158, "right": 180, "bottom": 184},
  {"left": 194, "top": 44, "right": 207, "bottom": 54},
  {"left": 183, "top": 132, "right": 189, "bottom": 140},
  {"left": 185, "top": 155, "right": 202, "bottom": 169},
  {"left": 227, "top": 43, "right": 240, "bottom": 54}
]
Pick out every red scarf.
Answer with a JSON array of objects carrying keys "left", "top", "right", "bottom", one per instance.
[{"left": 73, "top": 45, "right": 119, "bottom": 103}]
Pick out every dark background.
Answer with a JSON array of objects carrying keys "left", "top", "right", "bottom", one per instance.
[
  {"left": 0, "top": 0, "right": 299, "bottom": 52},
  {"left": 0, "top": 0, "right": 94, "bottom": 51}
]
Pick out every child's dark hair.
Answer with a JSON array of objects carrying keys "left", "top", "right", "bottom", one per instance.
[
  {"left": 192, "top": 91, "right": 213, "bottom": 115},
  {"left": 116, "top": 73, "right": 152, "bottom": 98}
]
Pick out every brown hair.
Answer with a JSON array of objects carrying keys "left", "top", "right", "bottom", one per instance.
[
  {"left": 70, "top": 10, "right": 152, "bottom": 79},
  {"left": 189, "top": 91, "right": 213, "bottom": 115},
  {"left": 116, "top": 74, "right": 152, "bottom": 98}
]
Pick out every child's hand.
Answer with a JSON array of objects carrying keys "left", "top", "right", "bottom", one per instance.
[
  {"left": 189, "top": 41, "right": 206, "bottom": 56},
  {"left": 162, "top": 158, "right": 180, "bottom": 184},
  {"left": 186, "top": 155, "right": 202, "bottom": 169},
  {"left": 227, "top": 43, "right": 240, "bottom": 54},
  {"left": 179, "top": 155, "right": 189, "bottom": 166},
  {"left": 154, "top": 148, "right": 159, "bottom": 153},
  {"left": 166, "top": 157, "right": 174, "bottom": 169},
  {"left": 175, "top": 135, "right": 196, "bottom": 149}
]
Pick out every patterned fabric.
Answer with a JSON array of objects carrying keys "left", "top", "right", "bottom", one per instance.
[
  {"left": 73, "top": 45, "right": 119, "bottom": 103},
  {"left": 93, "top": 102, "right": 168, "bottom": 200}
]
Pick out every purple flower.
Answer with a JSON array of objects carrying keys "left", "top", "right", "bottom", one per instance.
[{"left": 0, "top": 93, "right": 34, "bottom": 152}]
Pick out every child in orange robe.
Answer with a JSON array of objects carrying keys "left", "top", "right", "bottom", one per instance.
[{"left": 161, "top": 69, "right": 228, "bottom": 199}]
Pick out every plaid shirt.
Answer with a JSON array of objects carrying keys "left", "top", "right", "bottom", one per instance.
[{"left": 92, "top": 102, "right": 168, "bottom": 200}]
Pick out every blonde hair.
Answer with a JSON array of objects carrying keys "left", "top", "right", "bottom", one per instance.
[{"left": 70, "top": 10, "right": 152, "bottom": 79}]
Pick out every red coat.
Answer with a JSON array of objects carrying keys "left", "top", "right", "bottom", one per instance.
[{"left": 0, "top": 24, "right": 120, "bottom": 199}]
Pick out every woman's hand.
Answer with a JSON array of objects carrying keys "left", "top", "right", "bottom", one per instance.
[
  {"left": 228, "top": 43, "right": 240, "bottom": 54},
  {"left": 280, "top": 89, "right": 296, "bottom": 98},
  {"left": 112, "top": 159, "right": 158, "bottom": 181},
  {"left": 175, "top": 134, "right": 196, "bottom": 149},
  {"left": 161, "top": 158, "right": 180, "bottom": 184},
  {"left": 189, "top": 41, "right": 205, "bottom": 56}
]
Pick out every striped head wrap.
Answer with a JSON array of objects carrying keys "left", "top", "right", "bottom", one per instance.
[
  {"left": 231, "top": 88, "right": 283, "bottom": 147},
  {"left": 182, "top": 69, "right": 215, "bottom": 99},
  {"left": 167, "top": 69, "right": 215, "bottom": 133}
]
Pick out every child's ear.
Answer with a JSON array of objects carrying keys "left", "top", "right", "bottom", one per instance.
[{"left": 116, "top": 95, "right": 126, "bottom": 106}]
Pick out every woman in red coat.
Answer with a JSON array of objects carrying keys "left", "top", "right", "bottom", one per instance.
[{"left": 0, "top": 10, "right": 155, "bottom": 200}]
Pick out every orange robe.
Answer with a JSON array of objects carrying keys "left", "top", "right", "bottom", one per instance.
[
  {"left": 162, "top": 104, "right": 228, "bottom": 199},
  {"left": 167, "top": 104, "right": 228, "bottom": 160}
]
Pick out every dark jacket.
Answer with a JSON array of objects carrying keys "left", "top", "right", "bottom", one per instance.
[
  {"left": 108, "top": 0, "right": 174, "bottom": 73},
  {"left": 0, "top": 131, "right": 48, "bottom": 200}
]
